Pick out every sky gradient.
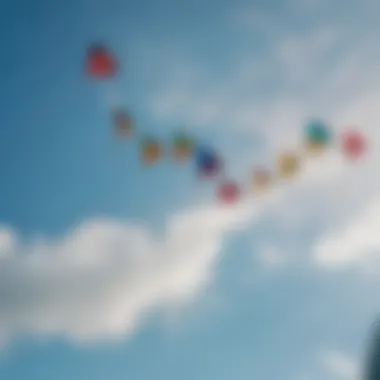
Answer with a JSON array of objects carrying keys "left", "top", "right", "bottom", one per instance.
[{"left": 1, "top": 0, "right": 380, "bottom": 379}]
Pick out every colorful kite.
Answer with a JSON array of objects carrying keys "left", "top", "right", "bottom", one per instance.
[
  {"left": 304, "top": 119, "right": 332, "bottom": 155},
  {"left": 341, "top": 129, "right": 366, "bottom": 159},
  {"left": 112, "top": 108, "right": 133, "bottom": 138},
  {"left": 277, "top": 152, "right": 300, "bottom": 179},
  {"left": 86, "top": 44, "right": 117, "bottom": 78},
  {"left": 83, "top": 43, "right": 369, "bottom": 207},
  {"left": 196, "top": 146, "right": 222, "bottom": 178},
  {"left": 140, "top": 137, "right": 163, "bottom": 165},
  {"left": 217, "top": 180, "right": 240, "bottom": 204},
  {"left": 252, "top": 168, "right": 272, "bottom": 194},
  {"left": 171, "top": 133, "right": 194, "bottom": 161}
]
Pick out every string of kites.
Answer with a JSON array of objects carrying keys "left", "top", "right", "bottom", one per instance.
[{"left": 85, "top": 43, "right": 368, "bottom": 204}]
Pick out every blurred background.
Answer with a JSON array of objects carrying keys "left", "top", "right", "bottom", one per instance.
[{"left": 0, "top": 0, "right": 380, "bottom": 379}]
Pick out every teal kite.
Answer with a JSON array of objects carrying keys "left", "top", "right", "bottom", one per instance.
[
  {"left": 305, "top": 120, "right": 332, "bottom": 144},
  {"left": 304, "top": 120, "right": 332, "bottom": 154}
]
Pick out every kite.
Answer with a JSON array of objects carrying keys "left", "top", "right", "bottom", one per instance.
[
  {"left": 112, "top": 108, "right": 133, "bottom": 138},
  {"left": 304, "top": 119, "right": 332, "bottom": 155},
  {"left": 86, "top": 44, "right": 117, "bottom": 78},
  {"left": 341, "top": 129, "right": 366, "bottom": 159},
  {"left": 171, "top": 133, "right": 194, "bottom": 161},
  {"left": 217, "top": 180, "right": 240, "bottom": 204},
  {"left": 195, "top": 146, "right": 222, "bottom": 178},
  {"left": 140, "top": 137, "right": 163, "bottom": 165},
  {"left": 277, "top": 152, "right": 300, "bottom": 179},
  {"left": 252, "top": 168, "right": 271, "bottom": 194},
  {"left": 82, "top": 43, "right": 370, "bottom": 208}
]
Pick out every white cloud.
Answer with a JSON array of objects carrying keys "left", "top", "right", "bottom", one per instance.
[
  {"left": 313, "top": 199, "right": 380, "bottom": 271},
  {"left": 296, "top": 350, "right": 359, "bottom": 380},
  {"left": 0, "top": 198, "right": 272, "bottom": 346},
  {"left": 0, "top": 145, "right": 351, "bottom": 347},
  {"left": 320, "top": 350, "right": 358, "bottom": 380}
]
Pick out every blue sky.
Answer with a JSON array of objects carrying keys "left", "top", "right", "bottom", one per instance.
[{"left": 1, "top": 0, "right": 380, "bottom": 379}]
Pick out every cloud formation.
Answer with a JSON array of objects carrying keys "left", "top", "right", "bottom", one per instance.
[
  {"left": 314, "top": 199, "right": 380, "bottom": 271},
  {"left": 0, "top": 146, "right": 348, "bottom": 347},
  {"left": 0, "top": 202, "right": 256, "bottom": 345},
  {"left": 320, "top": 349, "right": 358, "bottom": 380}
]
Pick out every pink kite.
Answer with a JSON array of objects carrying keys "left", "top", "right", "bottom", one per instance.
[
  {"left": 341, "top": 130, "right": 366, "bottom": 159},
  {"left": 217, "top": 181, "right": 240, "bottom": 204}
]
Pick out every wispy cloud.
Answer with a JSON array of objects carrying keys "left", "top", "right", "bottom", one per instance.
[
  {"left": 148, "top": 5, "right": 380, "bottom": 280},
  {"left": 314, "top": 199, "right": 380, "bottom": 272},
  {"left": 293, "top": 349, "right": 359, "bottom": 380},
  {"left": 320, "top": 349, "right": 359, "bottom": 380}
]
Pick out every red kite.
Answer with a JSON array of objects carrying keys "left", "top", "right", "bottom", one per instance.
[{"left": 86, "top": 44, "right": 117, "bottom": 78}]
